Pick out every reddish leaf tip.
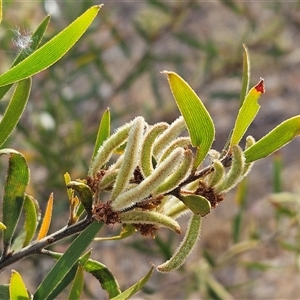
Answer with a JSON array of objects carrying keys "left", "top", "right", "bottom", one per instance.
[{"left": 255, "top": 78, "right": 265, "bottom": 94}]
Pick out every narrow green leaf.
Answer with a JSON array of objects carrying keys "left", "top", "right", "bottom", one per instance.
[
  {"left": 244, "top": 116, "right": 300, "bottom": 163},
  {"left": 0, "top": 78, "right": 31, "bottom": 147},
  {"left": 84, "top": 259, "right": 121, "bottom": 298},
  {"left": 23, "top": 195, "right": 39, "bottom": 246},
  {"left": 0, "top": 0, "right": 2, "bottom": 24},
  {"left": 67, "top": 181, "right": 93, "bottom": 216},
  {"left": 0, "top": 149, "right": 29, "bottom": 256},
  {"left": 68, "top": 265, "right": 84, "bottom": 300},
  {"left": 0, "top": 5, "right": 101, "bottom": 87},
  {"left": 10, "top": 270, "right": 29, "bottom": 300},
  {"left": 239, "top": 44, "right": 250, "bottom": 107},
  {"left": 10, "top": 195, "right": 39, "bottom": 252},
  {"left": 163, "top": 71, "right": 215, "bottom": 167},
  {"left": 0, "top": 15, "right": 50, "bottom": 101},
  {"left": 0, "top": 285, "right": 9, "bottom": 299},
  {"left": 230, "top": 78, "right": 265, "bottom": 147},
  {"left": 180, "top": 195, "right": 211, "bottom": 216},
  {"left": 111, "top": 266, "right": 154, "bottom": 300},
  {"left": 92, "top": 108, "right": 110, "bottom": 160},
  {"left": 34, "top": 221, "right": 103, "bottom": 300}
]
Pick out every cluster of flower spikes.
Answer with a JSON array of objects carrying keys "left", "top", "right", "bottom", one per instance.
[{"left": 87, "top": 115, "right": 255, "bottom": 272}]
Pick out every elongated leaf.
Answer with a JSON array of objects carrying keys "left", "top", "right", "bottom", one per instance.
[
  {"left": 230, "top": 79, "right": 265, "bottom": 147},
  {"left": 23, "top": 195, "right": 39, "bottom": 246},
  {"left": 0, "top": 5, "right": 101, "bottom": 87},
  {"left": 37, "top": 193, "right": 53, "bottom": 240},
  {"left": 34, "top": 221, "right": 103, "bottom": 300},
  {"left": 94, "top": 224, "right": 136, "bottom": 241},
  {"left": 0, "top": 78, "right": 31, "bottom": 147},
  {"left": 84, "top": 259, "right": 121, "bottom": 298},
  {"left": 244, "top": 116, "right": 300, "bottom": 163},
  {"left": 92, "top": 108, "right": 110, "bottom": 160},
  {"left": 239, "top": 44, "right": 250, "bottom": 107},
  {"left": 111, "top": 266, "right": 154, "bottom": 300},
  {"left": 10, "top": 195, "right": 39, "bottom": 252},
  {"left": 1, "top": 149, "right": 29, "bottom": 256},
  {"left": 10, "top": 270, "right": 29, "bottom": 300},
  {"left": 180, "top": 195, "right": 211, "bottom": 216},
  {"left": 163, "top": 71, "right": 215, "bottom": 167},
  {"left": 68, "top": 265, "right": 84, "bottom": 300}
]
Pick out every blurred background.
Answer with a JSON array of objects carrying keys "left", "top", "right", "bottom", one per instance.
[{"left": 1, "top": 0, "right": 300, "bottom": 299}]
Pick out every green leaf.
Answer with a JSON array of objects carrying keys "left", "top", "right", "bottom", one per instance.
[
  {"left": 0, "top": 78, "right": 31, "bottom": 147},
  {"left": 230, "top": 78, "right": 265, "bottom": 147},
  {"left": 0, "top": 149, "right": 29, "bottom": 256},
  {"left": 67, "top": 181, "right": 93, "bottom": 216},
  {"left": 239, "top": 44, "right": 250, "bottom": 107},
  {"left": 10, "top": 270, "right": 30, "bottom": 300},
  {"left": 0, "top": 5, "right": 102, "bottom": 87},
  {"left": 84, "top": 259, "right": 121, "bottom": 298},
  {"left": 0, "top": 15, "right": 50, "bottom": 101},
  {"left": 180, "top": 195, "right": 211, "bottom": 216},
  {"left": 68, "top": 265, "right": 84, "bottom": 300},
  {"left": 111, "top": 266, "right": 154, "bottom": 300},
  {"left": 10, "top": 195, "right": 39, "bottom": 252},
  {"left": 92, "top": 108, "right": 110, "bottom": 160},
  {"left": 244, "top": 116, "right": 300, "bottom": 163},
  {"left": 34, "top": 221, "right": 103, "bottom": 300},
  {"left": 163, "top": 71, "right": 215, "bottom": 168},
  {"left": 0, "top": 285, "right": 9, "bottom": 299},
  {"left": 23, "top": 195, "right": 39, "bottom": 246}
]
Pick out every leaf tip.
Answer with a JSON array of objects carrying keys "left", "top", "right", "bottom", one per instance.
[{"left": 255, "top": 78, "right": 265, "bottom": 94}]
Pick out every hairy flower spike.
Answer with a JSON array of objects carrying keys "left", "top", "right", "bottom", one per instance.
[
  {"left": 110, "top": 148, "right": 184, "bottom": 211},
  {"left": 206, "top": 160, "right": 225, "bottom": 187},
  {"left": 157, "top": 137, "right": 190, "bottom": 165},
  {"left": 88, "top": 121, "right": 132, "bottom": 177},
  {"left": 120, "top": 210, "right": 181, "bottom": 235},
  {"left": 110, "top": 117, "right": 145, "bottom": 200},
  {"left": 153, "top": 116, "right": 186, "bottom": 158},
  {"left": 157, "top": 213, "right": 202, "bottom": 272},
  {"left": 154, "top": 149, "right": 193, "bottom": 196},
  {"left": 140, "top": 122, "right": 169, "bottom": 178},
  {"left": 214, "top": 145, "right": 245, "bottom": 193}
]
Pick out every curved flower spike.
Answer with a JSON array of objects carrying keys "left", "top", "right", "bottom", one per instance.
[
  {"left": 157, "top": 213, "right": 202, "bottom": 272},
  {"left": 153, "top": 149, "right": 193, "bottom": 196},
  {"left": 111, "top": 148, "right": 184, "bottom": 212},
  {"left": 120, "top": 210, "right": 181, "bottom": 234},
  {"left": 153, "top": 116, "right": 186, "bottom": 158},
  {"left": 157, "top": 137, "right": 190, "bottom": 165},
  {"left": 140, "top": 122, "right": 169, "bottom": 178},
  {"left": 214, "top": 145, "right": 245, "bottom": 193},
  {"left": 88, "top": 121, "right": 132, "bottom": 177},
  {"left": 111, "top": 117, "right": 145, "bottom": 200},
  {"left": 206, "top": 160, "right": 225, "bottom": 187}
]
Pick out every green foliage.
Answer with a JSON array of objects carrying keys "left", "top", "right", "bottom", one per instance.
[{"left": 0, "top": 2, "right": 300, "bottom": 299}]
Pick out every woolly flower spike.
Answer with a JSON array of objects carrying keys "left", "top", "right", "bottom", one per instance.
[
  {"left": 88, "top": 121, "right": 132, "bottom": 177},
  {"left": 157, "top": 213, "right": 202, "bottom": 272},
  {"left": 110, "top": 147, "right": 185, "bottom": 212},
  {"left": 110, "top": 117, "right": 145, "bottom": 200},
  {"left": 153, "top": 116, "right": 186, "bottom": 158}
]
